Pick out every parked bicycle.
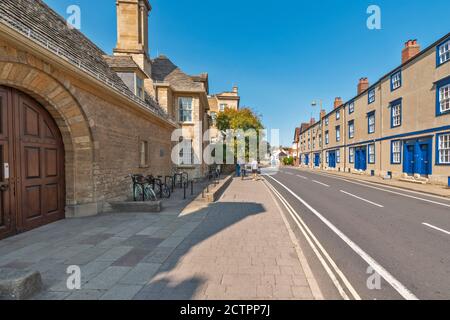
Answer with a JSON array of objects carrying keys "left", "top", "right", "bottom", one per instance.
[
  {"left": 128, "top": 174, "right": 157, "bottom": 202},
  {"left": 148, "top": 175, "right": 171, "bottom": 198}
]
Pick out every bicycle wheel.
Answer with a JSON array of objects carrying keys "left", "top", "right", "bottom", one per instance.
[
  {"left": 153, "top": 183, "right": 162, "bottom": 198},
  {"left": 143, "top": 185, "right": 157, "bottom": 202},
  {"left": 161, "top": 184, "right": 171, "bottom": 198},
  {"left": 134, "top": 184, "right": 144, "bottom": 201}
]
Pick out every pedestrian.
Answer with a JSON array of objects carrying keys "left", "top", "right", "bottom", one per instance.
[
  {"left": 251, "top": 158, "right": 259, "bottom": 181},
  {"left": 236, "top": 159, "right": 241, "bottom": 177}
]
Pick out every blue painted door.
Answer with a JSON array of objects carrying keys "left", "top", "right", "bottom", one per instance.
[
  {"left": 314, "top": 153, "right": 320, "bottom": 167},
  {"left": 417, "top": 139, "right": 432, "bottom": 175},
  {"left": 403, "top": 144, "right": 415, "bottom": 175},
  {"left": 305, "top": 154, "right": 309, "bottom": 165},
  {"left": 329, "top": 151, "right": 336, "bottom": 168},
  {"left": 355, "top": 147, "right": 367, "bottom": 171},
  {"left": 360, "top": 147, "right": 367, "bottom": 171}
]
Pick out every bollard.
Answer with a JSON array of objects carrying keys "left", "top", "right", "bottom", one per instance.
[
  {"left": 191, "top": 180, "right": 194, "bottom": 195},
  {"left": 183, "top": 182, "right": 186, "bottom": 199}
]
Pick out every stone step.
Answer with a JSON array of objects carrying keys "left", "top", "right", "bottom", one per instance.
[
  {"left": 108, "top": 200, "right": 162, "bottom": 213},
  {"left": 0, "top": 269, "right": 42, "bottom": 300}
]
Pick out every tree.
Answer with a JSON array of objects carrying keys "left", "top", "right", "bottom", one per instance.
[{"left": 216, "top": 108, "right": 265, "bottom": 162}]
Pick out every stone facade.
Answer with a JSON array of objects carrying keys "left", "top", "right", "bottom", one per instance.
[
  {"left": 0, "top": 20, "right": 175, "bottom": 217},
  {"left": 297, "top": 34, "right": 450, "bottom": 185}
]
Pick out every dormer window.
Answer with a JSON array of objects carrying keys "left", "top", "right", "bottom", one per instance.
[{"left": 136, "top": 76, "right": 144, "bottom": 99}]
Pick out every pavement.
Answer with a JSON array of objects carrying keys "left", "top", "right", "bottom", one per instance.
[
  {"left": 0, "top": 177, "right": 320, "bottom": 300},
  {"left": 264, "top": 167, "right": 450, "bottom": 300}
]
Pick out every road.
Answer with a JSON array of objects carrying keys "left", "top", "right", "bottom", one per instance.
[{"left": 262, "top": 167, "right": 450, "bottom": 300}]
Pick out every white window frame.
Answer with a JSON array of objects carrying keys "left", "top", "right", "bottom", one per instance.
[
  {"left": 349, "top": 121, "right": 355, "bottom": 139},
  {"left": 325, "top": 131, "right": 329, "bottom": 145},
  {"left": 391, "top": 72, "right": 402, "bottom": 90},
  {"left": 179, "top": 97, "right": 193, "bottom": 122},
  {"left": 368, "top": 144, "right": 375, "bottom": 164},
  {"left": 438, "top": 134, "right": 450, "bottom": 164},
  {"left": 349, "top": 102, "right": 354, "bottom": 114},
  {"left": 336, "top": 149, "right": 340, "bottom": 163},
  {"left": 336, "top": 110, "right": 340, "bottom": 120},
  {"left": 219, "top": 103, "right": 227, "bottom": 112},
  {"left": 326, "top": 151, "right": 329, "bottom": 164},
  {"left": 392, "top": 140, "right": 402, "bottom": 164},
  {"left": 368, "top": 89, "right": 375, "bottom": 104},
  {"left": 439, "top": 84, "right": 450, "bottom": 113},
  {"left": 336, "top": 126, "right": 341, "bottom": 142},
  {"left": 325, "top": 117, "right": 329, "bottom": 126},
  {"left": 349, "top": 147, "right": 355, "bottom": 164},
  {"left": 392, "top": 103, "right": 401, "bottom": 127},
  {"left": 368, "top": 114, "right": 375, "bottom": 134},
  {"left": 439, "top": 40, "right": 450, "bottom": 65}
]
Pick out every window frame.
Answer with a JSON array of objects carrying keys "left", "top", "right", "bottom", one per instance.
[
  {"left": 336, "top": 110, "right": 340, "bottom": 120},
  {"left": 178, "top": 137, "right": 194, "bottom": 166},
  {"left": 348, "top": 101, "right": 355, "bottom": 114},
  {"left": 390, "top": 98, "right": 402, "bottom": 128},
  {"left": 348, "top": 120, "right": 355, "bottom": 139},
  {"left": 368, "top": 88, "right": 375, "bottom": 104},
  {"left": 325, "top": 130, "right": 329, "bottom": 145},
  {"left": 436, "top": 76, "right": 450, "bottom": 116},
  {"left": 367, "top": 111, "right": 376, "bottom": 134},
  {"left": 325, "top": 117, "right": 329, "bottom": 126},
  {"left": 437, "top": 39, "right": 450, "bottom": 67},
  {"left": 391, "top": 140, "right": 402, "bottom": 164},
  {"left": 336, "top": 125, "right": 341, "bottom": 142},
  {"left": 336, "top": 149, "right": 341, "bottom": 163},
  {"left": 179, "top": 97, "right": 193, "bottom": 122},
  {"left": 139, "top": 139, "right": 149, "bottom": 168},
  {"left": 390, "top": 71, "right": 402, "bottom": 91},
  {"left": 436, "top": 132, "right": 450, "bottom": 165},
  {"left": 349, "top": 147, "right": 355, "bottom": 164},
  {"left": 368, "top": 143, "right": 375, "bottom": 164}
]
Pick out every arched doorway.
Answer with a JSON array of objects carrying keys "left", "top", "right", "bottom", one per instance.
[{"left": 0, "top": 86, "right": 65, "bottom": 240}]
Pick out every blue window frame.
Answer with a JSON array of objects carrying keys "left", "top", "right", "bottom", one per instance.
[
  {"left": 436, "top": 76, "right": 450, "bottom": 116},
  {"left": 368, "top": 143, "right": 375, "bottom": 164},
  {"left": 436, "top": 132, "right": 450, "bottom": 165},
  {"left": 348, "top": 101, "right": 354, "bottom": 114},
  {"left": 390, "top": 98, "right": 402, "bottom": 128},
  {"left": 391, "top": 71, "right": 402, "bottom": 91},
  {"left": 367, "top": 111, "right": 375, "bottom": 134},
  {"left": 336, "top": 125, "right": 341, "bottom": 142},
  {"left": 368, "top": 89, "right": 375, "bottom": 104},
  {"left": 349, "top": 147, "right": 355, "bottom": 164},
  {"left": 391, "top": 140, "right": 402, "bottom": 164},
  {"left": 437, "top": 39, "right": 450, "bottom": 67}
]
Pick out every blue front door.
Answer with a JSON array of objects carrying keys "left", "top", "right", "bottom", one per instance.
[
  {"left": 329, "top": 151, "right": 336, "bottom": 168},
  {"left": 403, "top": 137, "right": 432, "bottom": 176},
  {"left": 305, "top": 154, "right": 309, "bottom": 165},
  {"left": 355, "top": 147, "right": 367, "bottom": 171},
  {"left": 403, "top": 144, "right": 415, "bottom": 175},
  {"left": 314, "top": 153, "right": 320, "bottom": 167}
]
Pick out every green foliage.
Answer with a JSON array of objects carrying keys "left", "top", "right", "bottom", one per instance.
[{"left": 283, "top": 156, "right": 294, "bottom": 166}]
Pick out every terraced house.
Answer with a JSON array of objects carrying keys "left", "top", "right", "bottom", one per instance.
[
  {"left": 0, "top": 0, "right": 217, "bottom": 240},
  {"left": 297, "top": 33, "right": 450, "bottom": 186}
]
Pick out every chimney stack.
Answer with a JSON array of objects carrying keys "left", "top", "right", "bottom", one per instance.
[
  {"left": 310, "top": 117, "right": 316, "bottom": 125},
  {"left": 232, "top": 85, "right": 239, "bottom": 94},
  {"left": 320, "top": 109, "right": 326, "bottom": 120},
  {"left": 402, "top": 39, "right": 421, "bottom": 64},
  {"left": 334, "top": 97, "right": 343, "bottom": 109},
  {"left": 357, "top": 78, "right": 369, "bottom": 95}
]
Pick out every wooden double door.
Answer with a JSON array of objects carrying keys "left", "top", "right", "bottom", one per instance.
[{"left": 0, "top": 86, "right": 65, "bottom": 240}]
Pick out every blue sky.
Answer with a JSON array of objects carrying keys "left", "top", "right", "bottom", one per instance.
[{"left": 44, "top": 0, "right": 450, "bottom": 146}]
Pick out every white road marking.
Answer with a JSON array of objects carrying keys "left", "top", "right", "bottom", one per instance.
[
  {"left": 307, "top": 171, "right": 450, "bottom": 208},
  {"left": 297, "top": 175, "right": 308, "bottom": 180},
  {"left": 313, "top": 180, "right": 330, "bottom": 188},
  {"left": 264, "top": 180, "right": 358, "bottom": 300},
  {"left": 422, "top": 223, "right": 450, "bottom": 235},
  {"left": 340, "top": 190, "right": 384, "bottom": 208},
  {"left": 264, "top": 174, "right": 419, "bottom": 300}
]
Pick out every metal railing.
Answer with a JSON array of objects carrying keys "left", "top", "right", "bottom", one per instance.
[{"left": 0, "top": 10, "right": 174, "bottom": 124}]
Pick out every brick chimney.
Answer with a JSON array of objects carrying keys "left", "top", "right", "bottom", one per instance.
[
  {"left": 402, "top": 39, "right": 421, "bottom": 64},
  {"left": 334, "top": 97, "right": 343, "bottom": 109},
  {"left": 232, "top": 85, "right": 239, "bottom": 94},
  {"left": 310, "top": 118, "right": 316, "bottom": 125},
  {"left": 357, "top": 78, "right": 369, "bottom": 95},
  {"left": 320, "top": 109, "right": 326, "bottom": 120}
]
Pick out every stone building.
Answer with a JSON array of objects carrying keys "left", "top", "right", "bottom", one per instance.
[
  {"left": 297, "top": 34, "right": 450, "bottom": 185},
  {"left": 0, "top": 0, "right": 178, "bottom": 239}
]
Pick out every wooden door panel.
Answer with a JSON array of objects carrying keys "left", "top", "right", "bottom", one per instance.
[{"left": 23, "top": 103, "right": 40, "bottom": 137}]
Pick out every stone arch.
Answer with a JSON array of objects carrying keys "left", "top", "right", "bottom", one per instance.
[{"left": 0, "top": 59, "right": 96, "bottom": 217}]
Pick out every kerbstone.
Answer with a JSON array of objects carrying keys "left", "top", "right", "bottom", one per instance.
[{"left": 0, "top": 269, "right": 43, "bottom": 300}]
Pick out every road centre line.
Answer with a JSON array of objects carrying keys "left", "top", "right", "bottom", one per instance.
[
  {"left": 340, "top": 190, "right": 384, "bottom": 208},
  {"left": 300, "top": 170, "right": 450, "bottom": 208},
  {"left": 422, "top": 223, "right": 450, "bottom": 235},
  {"left": 296, "top": 175, "right": 308, "bottom": 180},
  {"left": 313, "top": 180, "right": 330, "bottom": 188},
  {"left": 264, "top": 174, "right": 419, "bottom": 300}
]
